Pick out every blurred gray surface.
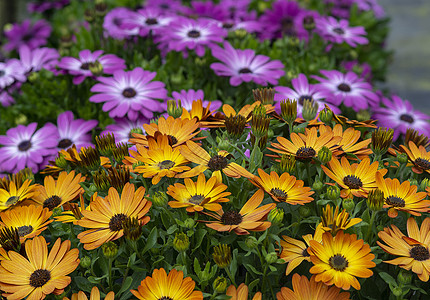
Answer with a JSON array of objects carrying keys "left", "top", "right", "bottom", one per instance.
[{"left": 379, "top": 0, "right": 430, "bottom": 114}]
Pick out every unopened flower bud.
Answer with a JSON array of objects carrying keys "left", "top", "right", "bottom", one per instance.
[
  {"left": 420, "top": 178, "right": 430, "bottom": 192},
  {"left": 319, "top": 107, "right": 333, "bottom": 124},
  {"left": 397, "top": 153, "right": 408, "bottom": 164},
  {"left": 152, "top": 191, "right": 168, "bottom": 207},
  {"left": 212, "top": 244, "right": 232, "bottom": 268},
  {"left": 299, "top": 205, "right": 311, "bottom": 218},
  {"left": 268, "top": 208, "right": 284, "bottom": 226},
  {"left": 183, "top": 218, "right": 195, "bottom": 229},
  {"left": 52, "top": 207, "right": 63, "bottom": 217},
  {"left": 371, "top": 127, "right": 394, "bottom": 157},
  {"left": 80, "top": 256, "right": 91, "bottom": 268},
  {"left": 356, "top": 109, "right": 371, "bottom": 122},
  {"left": 225, "top": 115, "right": 246, "bottom": 140},
  {"left": 409, "top": 179, "right": 418, "bottom": 187},
  {"left": 312, "top": 180, "right": 324, "bottom": 192},
  {"left": 265, "top": 252, "right": 278, "bottom": 264},
  {"left": 213, "top": 277, "right": 228, "bottom": 293},
  {"left": 245, "top": 236, "right": 258, "bottom": 249},
  {"left": 342, "top": 198, "right": 355, "bottom": 212},
  {"left": 317, "top": 146, "right": 332, "bottom": 164},
  {"left": 391, "top": 286, "right": 403, "bottom": 297},
  {"left": 303, "top": 15, "right": 316, "bottom": 30},
  {"left": 55, "top": 154, "right": 68, "bottom": 169},
  {"left": 251, "top": 105, "right": 270, "bottom": 139},
  {"left": 253, "top": 88, "right": 275, "bottom": 105},
  {"left": 173, "top": 232, "right": 190, "bottom": 252},
  {"left": 302, "top": 99, "right": 318, "bottom": 121},
  {"left": 327, "top": 185, "right": 340, "bottom": 200},
  {"left": 280, "top": 99, "right": 297, "bottom": 125},
  {"left": 397, "top": 269, "right": 413, "bottom": 285},
  {"left": 292, "top": 126, "right": 305, "bottom": 134},
  {"left": 89, "top": 61, "right": 104, "bottom": 76},
  {"left": 123, "top": 216, "right": 143, "bottom": 241},
  {"left": 367, "top": 189, "right": 384, "bottom": 211},
  {"left": 102, "top": 241, "right": 118, "bottom": 259},
  {"left": 167, "top": 99, "right": 183, "bottom": 118},
  {"left": 279, "top": 154, "right": 296, "bottom": 174}
]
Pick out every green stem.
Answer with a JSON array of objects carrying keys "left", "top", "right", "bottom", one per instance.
[
  {"left": 305, "top": 162, "right": 313, "bottom": 186},
  {"left": 108, "top": 257, "right": 113, "bottom": 291},
  {"left": 365, "top": 210, "right": 377, "bottom": 243},
  {"left": 225, "top": 267, "right": 236, "bottom": 287},
  {"left": 121, "top": 266, "right": 130, "bottom": 287},
  {"left": 261, "top": 265, "right": 268, "bottom": 292}
]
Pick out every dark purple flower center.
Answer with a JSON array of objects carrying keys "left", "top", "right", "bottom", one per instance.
[
  {"left": 58, "top": 138, "right": 73, "bottom": 149},
  {"left": 122, "top": 88, "right": 137, "bottom": 98},
  {"left": 29, "top": 269, "right": 51, "bottom": 288},
  {"left": 187, "top": 30, "right": 201, "bottom": 38},
  {"left": 43, "top": 195, "right": 62, "bottom": 210},
  {"left": 385, "top": 196, "right": 405, "bottom": 208},
  {"left": 298, "top": 95, "right": 313, "bottom": 106},
  {"left": 109, "top": 213, "right": 127, "bottom": 231},
  {"left": 329, "top": 254, "right": 348, "bottom": 271},
  {"left": 295, "top": 147, "right": 316, "bottom": 161},
  {"left": 270, "top": 188, "right": 287, "bottom": 201},
  {"left": 146, "top": 18, "right": 158, "bottom": 25},
  {"left": 18, "top": 140, "right": 32, "bottom": 152},
  {"left": 414, "top": 158, "right": 430, "bottom": 170},
  {"left": 158, "top": 160, "right": 175, "bottom": 169},
  {"left": 221, "top": 210, "right": 243, "bottom": 225},
  {"left": 281, "top": 17, "right": 294, "bottom": 34},
  {"left": 343, "top": 175, "right": 362, "bottom": 189},
  {"left": 337, "top": 83, "right": 351, "bottom": 92},
  {"left": 302, "top": 247, "right": 310, "bottom": 257},
  {"left": 332, "top": 27, "right": 345, "bottom": 35},
  {"left": 22, "top": 33, "right": 33, "bottom": 42},
  {"left": 410, "top": 245, "right": 430, "bottom": 261},
  {"left": 208, "top": 155, "right": 228, "bottom": 171},
  {"left": 400, "top": 114, "right": 414, "bottom": 123},
  {"left": 223, "top": 22, "right": 234, "bottom": 29},
  {"left": 17, "top": 225, "right": 33, "bottom": 237},
  {"left": 303, "top": 16, "right": 315, "bottom": 26},
  {"left": 189, "top": 194, "right": 205, "bottom": 205},
  {"left": 160, "top": 3, "right": 169, "bottom": 9},
  {"left": 80, "top": 61, "right": 97, "bottom": 70},
  {"left": 239, "top": 68, "right": 252, "bottom": 74},
  {"left": 0, "top": 70, "right": 5, "bottom": 77}
]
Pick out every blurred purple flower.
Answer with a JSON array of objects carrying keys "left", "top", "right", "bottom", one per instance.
[
  {"left": 101, "top": 116, "right": 149, "bottom": 149},
  {"left": 325, "top": 0, "right": 354, "bottom": 19},
  {"left": 185, "top": 1, "right": 227, "bottom": 21},
  {"left": 144, "top": 0, "right": 187, "bottom": 14},
  {"left": 313, "top": 70, "right": 379, "bottom": 111},
  {"left": 274, "top": 73, "right": 341, "bottom": 117},
  {"left": 0, "top": 122, "right": 59, "bottom": 173},
  {"left": 3, "top": 20, "right": 52, "bottom": 52},
  {"left": 156, "top": 17, "right": 227, "bottom": 57},
  {"left": 219, "top": 0, "right": 251, "bottom": 19},
  {"left": 316, "top": 16, "right": 368, "bottom": 47},
  {"left": 58, "top": 49, "right": 125, "bottom": 84},
  {"left": 90, "top": 67, "right": 167, "bottom": 120},
  {"left": 342, "top": 60, "right": 372, "bottom": 83},
  {"left": 18, "top": 45, "right": 59, "bottom": 73},
  {"left": 103, "top": 8, "right": 139, "bottom": 40},
  {"left": 27, "top": 0, "right": 69, "bottom": 13},
  {"left": 372, "top": 95, "right": 430, "bottom": 141},
  {"left": 354, "top": 0, "right": 385, "bottom": 18},
  {"left": 210, "top": 41, "right": 285, "bottom": 86},
  {"left": 213, "top": 12, "right": 261, "bottom": 34},
  {"left": 55, "top": 111, "right": 98, "bottom": 151},
  {"left": 170, "top": 89, "right": 222, "bottom": 111},
  {"left": 294, "top": 10, "right": 321, "bottom": 41},
  {"left": 0, "top": 60, "right": 26, "bottom": 89},
  {"left": 122, "top": 8, "right": 174, "bottom": 38},
  {"left": 0, "top": 91, "right": 14, "bottom": 107}
]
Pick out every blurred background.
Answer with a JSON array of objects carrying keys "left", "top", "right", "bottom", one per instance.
[{"left": 1, "top": 0, "right": 429, "bottom": 113}]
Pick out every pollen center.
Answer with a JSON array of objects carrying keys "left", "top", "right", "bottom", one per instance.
[
  {"left": 239, "top": 68, "right": 252, "bottom": 74},
  {"left": 158, "top": 297, "right": 174, "bottom": 300},
  {"left": 409, "top": 245, "right": 430, "bottom": 261},
  {"left": 343, "top": 175, "right": 362, "bottom": 189},
  {"left": 58, "top": 138, "right": 73, "bottom": 149},
  {"left": 270, "top": 188, "right": 287, "bottom": 201},
  {"left": 167, "top": 135, "right": 178, "bottom": 146},
  {"left": 29, "top": 269, "right": 51, "bottom": 287},
  {"left": 221, "top": 211, "right": 243, "bottom": 225},
  {"left": 385, "top": 195, "right": 405, "bottom": 207},
  {"left": 158, "top": 160, "right": 175, "bottom": 170},
  {"left": 109, "top": 213, "right": 127, "bottom": 231},
  {"left": 187, "top": 30, "right": 201, "bottom": 38},
  {"left": 208, "top": 155, "right": 228, "bottom": 171},
  {"left": 332, "top": 27, "right": 345, "bottom": 35},
  {"left": 414, "top": 158, "right": 430, "bottom": 170},
  {"left": 0, "top": 70, "right": 5, "bottom": 77},
  {"left": 189, "top": 194, "right": 205, "bottom": 205},
  {"left": 146, "top": 18, "right": 158, "bottom": 25},
  {"left": 400, "top": 114, "right": 414, "bottom": 123},
  {"left": 6, "top": 196, "right": 20, "bottom": 206},
  {"left": 298, "top": 95, "right": 313, "bottom": 106},
  {"left": 302, "top": 247, "right": 310, "bottom": 257},
  {"left": 295, "top": 146, "right": 316, "bottom": 160},
  {"left": 18, "top": 140, "right": 32, "bottom": 151},
  {"left": 329, "top": 254, "right": 348, "bottom": 271},
  {"left": 43, "top": 195, "right": 62, "bottom": 210},
  {"left": 337, "top": 83, "right": 351, "bottom": 92},
  {"left": 17, "top": 225, "right": 33, "bottom": 237},
  {"left": 122, "top": 87, "right": 137, "bottom": 98}
]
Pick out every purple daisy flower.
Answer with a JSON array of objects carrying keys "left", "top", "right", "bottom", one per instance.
[
  {"left": 103, "top": 8, "right": 139, "bottom": 40},
  {"left": 219, "top": 0, "right": 251, "bottom": 19},
  {"left": 315, "top": 16, "right": 368, "bottom": 47},
  {"left": 0, "top": 59, "right": 27, "bottom": 89},
  {"left": 210, "top": 41, "right": 285, "bottom": 86},
  {"left": 0, "top": 123, "right": 59, "bottom": 173},
  {"left": 145, "top": 0, "right": 187, "bottom": 14},
  {"left": 90, "top": 67, "right": 167, "bottom": 120},
  {"left": 156, "top": 17, "right": 227, "bottom": 57},
  {"left": 58, "top": 50, "right": 125, "bottom": 85},
  {"left": 259, "top": 0, "right": 303, "bottom": 40},
  {"left": 294, "top": 10, "right": 321, "bottom": 41},
  {"left": 18, "top": 45, "right": 59, "bottom": 73},
  {"left": 170, "top": 89, "right": 222, "bottom": 111},
  {"left": 27, "top": 0, "right": 70, "bottom": 13},
  {"left": 353, "top": 0, "right": 385, "bottom": 18},
  {"left": 274, "top": 73, "right": 341, "bottom": 117},
  {"left": 312, "top": 70, "right": 379, "bottom": 111},
  {"left": 101, "top": 116, "right": 149, "bottom": 148},
  {"left": 122, "top": 8, "right": 174, "bottom": 38},
  {"left": 213, "top": 12, "right": 261, "bottom": 34},
  {"left": 342, "top": 60, "right": 372, "bottom": 83},
  {"left": 0, "top": 90, "right": 14, "bottom": 107},
  {"left": 325, "top": 0, "right": 354, "bottom": 19},
  {"left": 55, "top": 111, "right": 98, "bottom": 150},
  {"left": 3, "top": 20, "right": 52, "bottom": 52},
  {"left": 372, "top": 95, "right": 430, "bottom": 141},
  {"left": 185, "top": 1, "right": 227, "bottom": 21}
]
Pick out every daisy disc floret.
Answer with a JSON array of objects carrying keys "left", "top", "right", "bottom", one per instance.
[{"left": 400, "top": 141, "right": 430, "bottom": 175}]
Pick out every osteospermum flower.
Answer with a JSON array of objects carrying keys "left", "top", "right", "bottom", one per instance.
[
  {"left": 319, "top": 204, "right": 362, "bottom": 235},
  {"left": 250, "top": 169, "right": 314, "bottom": 204},
  {"left": 170, "top": 89, "right": 222, "bottom": 112},
  {"left": 27, "top": 0, "right": 69, "bottom": 13},
  {"left": 322, "top": 157, "right": 387, "bottom": 198},
  {"left": 131, "top": 268, "right": 203, "bottom": 299},
  {"left": 78, "top": 183, "right": 151, "bottom": 250},
  {"left": 31, "top": 171, "right": 85, "bottom": 211},
  {"left": 0, "top": 179, "right": 38, "bottom": 211},
  {"left": 0, "top": 90, "right": 15, "bottom": 107},
  {"left": 179, "top": 140, "right": 253, "bottom": 182},
  {"left": 277, "top": 274, "right": 350, "bottom": 300},
  {"left": 226, "top": 283, "right": 262, "bottom": 300},
  {"left": 64, "top": 287, "right": 114, "bottom": 300},
  {"left": 274, "top": 73, "right": 341, "bottom": 117},
  {"left": 378, "top": 217, "right": 430, "bottom": 282},
  {"left": 313, "top": 70, "right": 379, "bottom": 111},
  {"left": 0, "top": 205, "right": 52, "bottom": 241},
  {"left": 58, "top": 50, "right": 126, "bottom": 84},
  {"left": 0, "top": 59, "right": 26, "bottom": 89},
  {"left": 204, "top": 189, "right": 276, "bottom": 235},
  {"left": 0, "top": 236, "right": 79, "bottom": 299},
  {"left": 122, "top": 7, "right": 174, "bottom": 37},
  {"left": 315, "top": 16, "right": 368, "bottom": 47},
  {"left": 0, "top": 123, "right": 59, "bottom": 173},
  {"left": 103, "top": 7, "right": 139, "bottom": 39},
  {"left": 375, "top": 172, "right": 430, "bottom": 218},
  {"left": 210, "top": 41, "right": 285, "bottom": 86},
  {"left": 373, "top": 95, "right": 430, "bottom": 141},
  {"left": 3, "top": 19, "right": 51, "bottom": 52},
  {"left": 167, "top": 173, "right": 231, "bottom": 212},
  {"left": 309, "top": 231, "right": 376, "bottom": 290},
  {"left": 90, "top": 67, "right": 167, "bottom": 120},
  {"left": 18, "top": 45, "right": 59, "bottom": 73},
  {"left": 156, "top": 16, "right": 227, "bottom": 57},
  {"left": 400, "top": 142, "right": 430, "bottom": 175}
]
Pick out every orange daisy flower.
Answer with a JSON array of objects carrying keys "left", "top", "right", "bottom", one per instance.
[
  {"left": 77, "top": 183, "right": 151, "bottom": 250},
  {"left": 378, "top": 217, "right": 430, "bottom": 282},
  {"left": 203, "top": 189, "right": 276, "bottom": 235},
  {"left": 375, "top": 172, "right": 430, "bottom": 218},
  {"left": 226, "top": 283, "right": 262, "bottom": 300},
  {"left": 178, "top": 140, "right": 253, "bottom": 183},
  {"left": 250, "top": 169, "right": 314, "bottom": 204},
  {"left": 167, "top": 173, "right": 231, "bottom": 212},
  {"left": 277, "top": 274, "right": 351, "bottom": 300},
  {"left": 319, "top": 204, "right": 362, "bottom": 236},
  {"left": 180, "top": 99, "right": 214, "bottom": 122},
  {"left": 322, "top": 157, "right": 387, "bottom": 198},
  {"left": 64, "top": 287, "right": 114, "bottom": 300},
  {"left": 0, "top": 179, "right": 38, "bottom": 211},
  {"left": 400, "top": 141, "right": 430, "bottom": 175}
]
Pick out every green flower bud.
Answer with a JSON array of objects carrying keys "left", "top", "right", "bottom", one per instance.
[
  {"left": 234, "top": 28, "right": 247, "bottom": 38},
  {"left": 173, "top": 232, "right": 190, "bottom": 252},
  {"left": 80, "top": 256, "right": 92, "bottom": 268},
  {"left": 342, "top": 198, "right": 355, "bottom": 212},
  {"left": 391, "top": 286, "right": 403, "bottom": 297},
  {"left": 280, "top": 99, "right": 297, "bottom": 125},
  {"left": 88, "top": 184, "right": 98, "bottom": 193},
  {"left": 279, "top": 154, "right": 296, "bottom": 174},
  {"left": 183, "top": 218, "right": 195, "bottom": 229},
  {"left": 397, "top": 269, "right": 413, "bottom": 286},
  {"left": 302, "top": 99, "right": 318, "bottom": 121},
  {"left": 356, "top": 109, "right": 371, "bottom": 122},
  {"left": 371, "top": 127, "right": 394, "bottom": 157},
  {"left": 268, "top": 208, "right": 284, "bottom": 226},
  {"left": 225, "top": 115, "right": 246, "bottom": 140},
  {"left": 167, "top": 99, "right": 183, "bottom": 118},
  {"left": 15, "top": 114, "right": 28, "bottom": 125},
  {"left": 89, "top": 61, "right": 104, "bottom": 76},
  {"left": 409, "top": 179, "right": 418, "bottom": 187},
  {"left": 298, "top": 205, "right": 311, "bottom": 218},
  {"left": 253, "top": 88, "right": 275, "bottom": 105},
  {"left": 245, "top": 236, "right": 258, "bottom": 249},
  {"left": 376, "top": 225, "right": 384, "bottom": 232},
  {"left": 327, "top": 185, "right": 341, "bottom": 200},
  {"left": 317, "top": 146, "right": 332, "bottom": 164},
  {"left": 218, "top": 139, "right": 230, "bottom": 151},
  {"left": 397, "top": 153, "right": 408, "bottom": 164},
  {"left": 102, "top": 241, "right": 118, "bottom": 259},
  {"left": 52, "top": 207, "right": 63, "bottom": 217},
  {"left": 420, "top": 178, "right": 430, "bottom": 192},
  {"left": 292, "top": 126, "right": 305, "bottom": 134},
  {"left": 312, "top": 180, "right": 324, "bottom": 192},
  {"left": 152, "top": 191, "right": 168, "bottom": 207},
  {"left": 367, "top": 189, "right": 384, "bottom": 211},
  {"left": 213, "top": 276, "right": 228, "bottom": 293},
  {"left": 55, "top": 154, "right": 68, "bottom": 169},
  {"left": 265, "top": 252, "right": 278, "bottom": 264},
  {"left": 28, "top": 72, "right": 39, "bottom": 82},
  {"left": 267, "top": 128, "right": 274, "bottom": 139},
  {"left": 319, "top": 107, "right": 333, "bottom": 124},
  {"left": 213, "top": 244, "right": 232, "bottom": 268}
]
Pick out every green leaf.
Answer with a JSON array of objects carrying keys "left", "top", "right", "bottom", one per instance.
[
  {"left": 244, "top": 263, "right": 263, "bottom": 275},
  {"left": 378, "top": 272, "right": 398, "bottom": 287},
  {"left": 74, "top": 276, "right": 92, "bottom": 293},
  {"left": 248, "top": 278, "right": 260, "bottom": 292},
  {"left": 194, "top": 257, "right": 202, "bottom": 275},
  {"left": 192, "top": 229, "right": 207, "bottom": 252},
  {"left": 142, "top": 227, "right": 158, "bottom": 254},
  {"left": 117, "top": 277, "right": 133, "bottom": 295}
]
